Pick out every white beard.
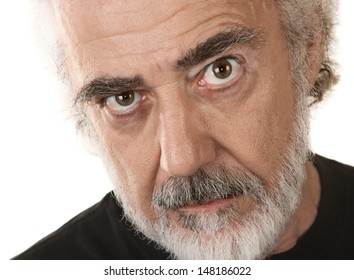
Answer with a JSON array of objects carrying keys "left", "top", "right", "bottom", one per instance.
[{"left": 100, "top": 89, "right": 310, "bottom": 260}]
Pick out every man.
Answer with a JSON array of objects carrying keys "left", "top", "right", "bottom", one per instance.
[{"left": 13, "top": 0, "right": 354, "bottom": 259}]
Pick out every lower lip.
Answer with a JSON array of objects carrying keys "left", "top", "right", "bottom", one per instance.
[{"left": 179, "top": 196, "right": 236, "bottom": 212}]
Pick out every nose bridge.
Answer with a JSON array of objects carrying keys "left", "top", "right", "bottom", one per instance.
[{"left": 158, "top": 87, "right": 216, "bottom": 177}]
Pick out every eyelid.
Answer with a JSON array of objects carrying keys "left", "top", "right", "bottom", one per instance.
[
  {"left": 187, "top": 53, "right": 245, "bottom": 80},
  {"left": 102, "top": 90, "right": 146, "bottom": 118},
  {"left": 201, "top": 57, "right": 241, "bottom": 86},
  {"left": 192, "top": 55, "right": 246, "bottom": 98}
]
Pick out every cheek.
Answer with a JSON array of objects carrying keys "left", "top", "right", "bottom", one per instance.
[
  {"left": 210, "top": 70, "right": 296, "bottom": 183},
  {"left": 88, "top": 108, "right": 161, "bottom": 215}
]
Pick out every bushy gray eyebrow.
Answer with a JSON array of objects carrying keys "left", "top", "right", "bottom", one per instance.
[
  {"left": 75, "top": 75, "right": 144, "bottom": 108},
  {"left": 75, "top": 25, "right": 264, "bottom": 108},
  {"left": 175, "top": 25, "right": 264, "bottom": 70}
]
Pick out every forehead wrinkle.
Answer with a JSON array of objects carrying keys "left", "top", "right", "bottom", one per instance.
[
  {"left": 72, "top": 2, "right": 252, "bottom": 49},
  {"left": 59, "top": 0, "right": 272, "bottom": 90},
  {"left": 79, "top": 24, "right": 264, "bottom": 76},
  {"left": 74, "top": 1, "right": 203, "bottom": 47},
  {"left": 167, "top": 12, "right": 250, "bottom": 41}
]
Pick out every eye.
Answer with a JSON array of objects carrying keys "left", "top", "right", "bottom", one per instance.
[
  {"left": 201, "top": 57, "right": 241, "bottom": 86},
  {"left": 105, "top": 90, "right": 143, "bottom": 114}
]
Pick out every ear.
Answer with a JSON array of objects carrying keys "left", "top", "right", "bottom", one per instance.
[{"left": 306, "top": 9, "right": 325, "bottom": 88}]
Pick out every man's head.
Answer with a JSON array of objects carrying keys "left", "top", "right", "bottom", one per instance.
[{"left": 48, "top": 0, "right": 337, "bottom": 259}]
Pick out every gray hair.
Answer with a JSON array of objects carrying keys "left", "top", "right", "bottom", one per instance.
[
  {"left": 272, "top": 0, "right": 338, "bottom": 105},
  {"left": 37, "top": 0, "right": 339, "bottom": 136}
]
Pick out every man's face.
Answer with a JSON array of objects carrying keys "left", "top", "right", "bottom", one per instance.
[{"left": 53, "top": 0, "right": 312, "bottom": 258}]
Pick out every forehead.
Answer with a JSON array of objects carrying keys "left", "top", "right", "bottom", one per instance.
[
  {"left": 52, "top": 0, "right": 278, "bottom": 84},
  {"left": 53, "top": 0, "right": 271, "bottom": 39}
]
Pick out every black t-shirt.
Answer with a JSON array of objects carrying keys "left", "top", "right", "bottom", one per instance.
[{"left": 13, "top": 155, "right": 354, "bottom": 260}]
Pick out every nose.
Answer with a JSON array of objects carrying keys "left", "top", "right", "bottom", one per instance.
[{"left": 159, "top": 94, "right": 217, "bottom": 178}]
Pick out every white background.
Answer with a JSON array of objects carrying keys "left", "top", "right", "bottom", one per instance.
[{"left": 0, "top": 1, "right": 353, "bottom": 260}]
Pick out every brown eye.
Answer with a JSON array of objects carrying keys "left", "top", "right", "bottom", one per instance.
[
  {"left": 115, "top": 90, "right": 135, "bottom": 106},
  {"left": 212, "top": 58, "right": 232, "bottom": 79},
  {"left": 105, "top": 90, "right": 143, "bottom": 113},
  {"left": 203, "top": 57, "right": 241, "bottom": 85}
]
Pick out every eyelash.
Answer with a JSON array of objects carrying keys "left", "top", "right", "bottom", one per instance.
[
  {"left": 99, "top": 91, "right": 147, "bottom": 120},
  {"left": 195, "top": 55, "right": 245, "bottom": 94},
  {"left": 100, "top": 55, "right": 246, "bottom": 120}
]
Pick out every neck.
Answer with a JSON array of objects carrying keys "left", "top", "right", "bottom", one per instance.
[{"left": 270, "top": 161, "right": 321, "bottom": 255}]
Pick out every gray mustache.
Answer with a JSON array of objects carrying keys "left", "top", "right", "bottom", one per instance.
[{"left": 152, "top": 165, "right": 264, "bottom": 209}]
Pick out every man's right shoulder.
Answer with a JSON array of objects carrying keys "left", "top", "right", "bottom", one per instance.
[{"left": 12, "top": 192, "right": 169, "bottom": 260}]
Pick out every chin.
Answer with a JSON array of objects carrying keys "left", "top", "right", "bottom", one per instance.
[{"left": 109, "top": 91, "right": 309, "bottom": 259}]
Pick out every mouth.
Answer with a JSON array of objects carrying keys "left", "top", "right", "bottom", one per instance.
[
  {"left": 178, "top": 195, "right": 237, "bottom": 212},
  {"left": 152, "top": 166, "right": 252, "bottom": 211}
]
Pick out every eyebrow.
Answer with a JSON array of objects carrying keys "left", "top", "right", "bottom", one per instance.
[
  {"left": 175, "top": 25, "right": 264, "bottom": 70},
  {"left": 75, "top": 25, "right": 264, "bottom": 108},
  {"left": 75, "top": 75, "right": 144, "bottom": 108}
]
